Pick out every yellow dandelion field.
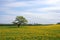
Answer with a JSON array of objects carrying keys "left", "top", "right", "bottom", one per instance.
[{"left": 0, "top": 24, "right": 60, "bottom": 40}]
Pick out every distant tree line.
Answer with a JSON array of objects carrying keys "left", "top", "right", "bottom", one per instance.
[
  {"left": 0, "top": 24, "right": 15, "bottom": 26},
  {"left": 0, "top": 24, "right": 54, "bottom": 26},
  {"left": 0, "top": 24, "right": 41, "bottom": 26}
]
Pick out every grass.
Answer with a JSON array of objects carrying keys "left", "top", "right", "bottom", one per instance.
[{"left": 0, "top": 24, "right": 60, "bottom": 40}]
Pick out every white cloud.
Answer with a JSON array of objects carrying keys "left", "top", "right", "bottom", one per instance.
[
  {"left": 36, "top": 7, "right": 60, "bottom": 13},
  {"left": 4, "top": 0, "right": 60, "bottom": 8},
  {"left": 2, "top": 9, "right": 60, "bottom": 24},
  {"left": 4, "top": 1, "right": 33, "bottom": 7},
  {"left": 0, "top": 0, "right": 60, "bottom": 24},
  {"left": 45, "top": 0, "right": 60, "bottom": 4},
  {"left": 0, "top": 0, "right": 16, "bottom": 5},
  {"left": 0, "top": 15, "right": 16, "bottom": 24},
  {"left": 28, "top": 0, "right": 60, "bottom": 5}
]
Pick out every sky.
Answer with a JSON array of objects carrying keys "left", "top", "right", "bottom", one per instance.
[{"left": 0, "top": 0, "right": 60, "bottom": 24}]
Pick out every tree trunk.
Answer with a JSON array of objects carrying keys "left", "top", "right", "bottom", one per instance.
[{"left": 17, "top": 23, "right": 21, "bottom": 28}]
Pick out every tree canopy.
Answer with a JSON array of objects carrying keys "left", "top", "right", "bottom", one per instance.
[{"left": 13, "top": 16, "right": 28, "bottom": 27}]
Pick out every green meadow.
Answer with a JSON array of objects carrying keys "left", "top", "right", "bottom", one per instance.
[{"left": 0, "top": 24, "right": 60, "bottom": 40}]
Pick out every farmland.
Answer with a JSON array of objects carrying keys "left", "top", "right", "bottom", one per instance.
[{"left": 0, "top": 24, "right": 60, "bottom": 40}]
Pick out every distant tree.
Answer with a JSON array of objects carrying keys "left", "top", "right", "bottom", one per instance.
[
  {"left": 57, "top": 22, "right": 60, "bottom": 24},
  {"left": 13, "top": 16, "right": 28, "bottom": 28}
]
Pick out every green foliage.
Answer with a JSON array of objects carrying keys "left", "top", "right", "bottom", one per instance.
[
  {"left": 15, "top": 16, "right": 28, "bottom": 24},
  {"left": 12, "top": 16, "right": 28, "bottom": 27},
  {"left": 57, "top": 22, "right": 60, "bottom": 24},
  {"left": 13, "top": 16, "right": 28, "bottom": 24}
]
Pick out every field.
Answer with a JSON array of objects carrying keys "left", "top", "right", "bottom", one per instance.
[{"left": 0, "top": 24, "right": 60, "bottom": 40}]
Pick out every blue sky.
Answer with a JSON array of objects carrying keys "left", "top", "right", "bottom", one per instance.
[{"left": 0, "top": 0, "right": 60, "bottom": 24}]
